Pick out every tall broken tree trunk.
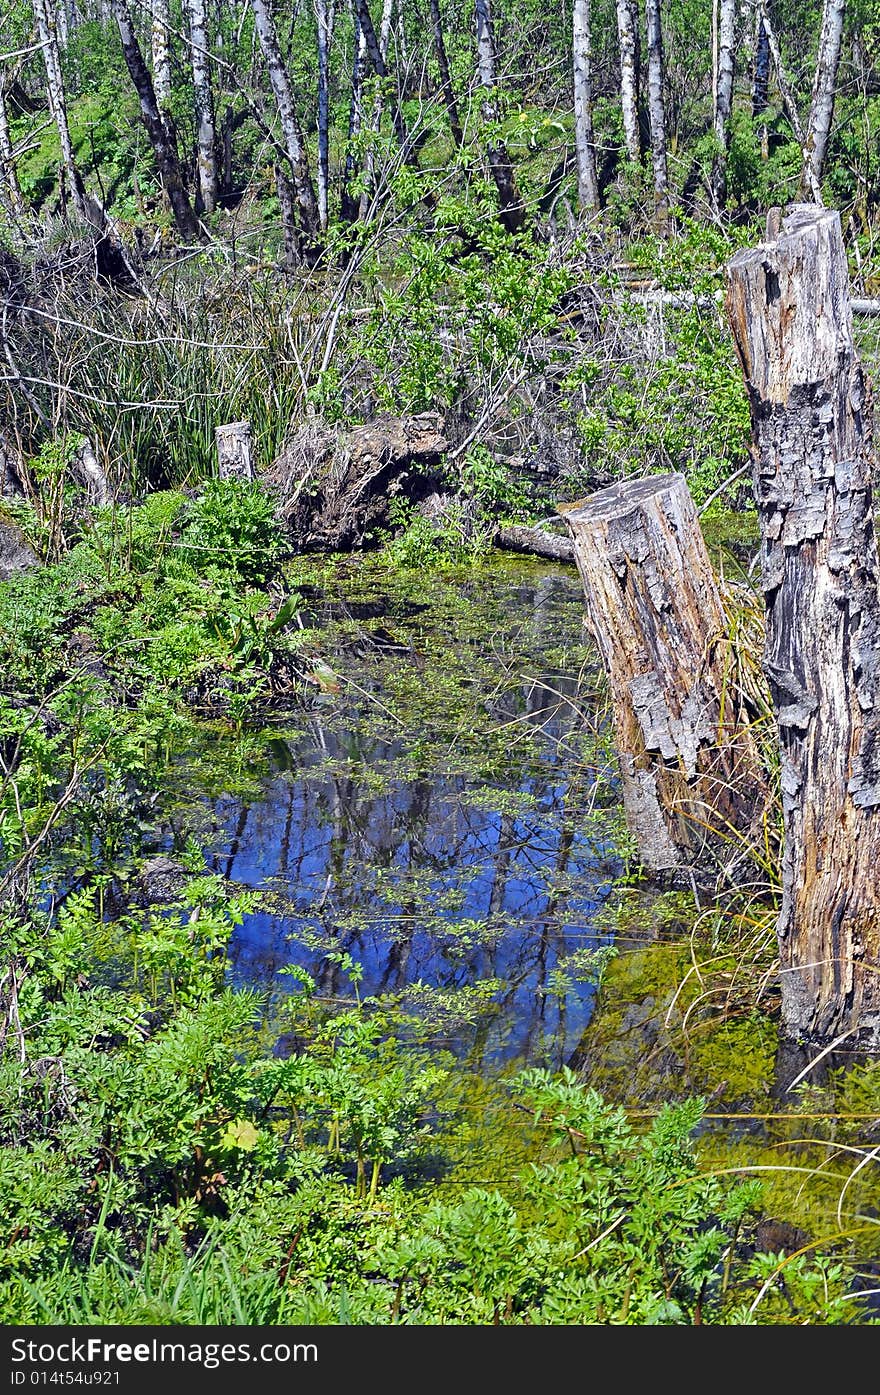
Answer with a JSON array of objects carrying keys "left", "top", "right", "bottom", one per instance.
[
  {"left": 726, "top": 204, "right": 880, "bottom": 1047},
  {"left": 559, "top": 473, "right": 765, "bottom": 878}
]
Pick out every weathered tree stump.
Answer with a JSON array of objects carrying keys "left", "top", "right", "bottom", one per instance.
[
  {"left": 216, "top": 420, "right": 254, "bottom": 481},
  {"left": 559, "top": 473, "right": 765, "bottom": 877},
  {"left": 726, "top": 204, "right": 880, "bottom": 1047}
]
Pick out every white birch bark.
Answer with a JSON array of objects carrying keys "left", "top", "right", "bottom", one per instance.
[
  {"left": 645, "top": 0, "right": 668, "bottom": 229},
  {"left": 573, "top": 0, "right": 599, "bottom": 211},
  {"left": 151, "top": 0, "right": 173, "bottom": 108},
  {"left": 249, "top": 0, "right": 320, "bottom": 239},
  {"left": 316, "top": 0, "right": 335, "bottom": 230},
  {"left": 32, "top": 0, "right": 87, "bottom": 218},
  {"left": 710, "top": 0, "right": 736, "bottom": 207},
  {"left": 615, "top": 0, "right": 640, "bottom": 161},
  {"left": 801, "top": 0, "right": 845, "bottom": 198},
  {"left": 185, "top": 0, "right": 218, "bottom": 212}
]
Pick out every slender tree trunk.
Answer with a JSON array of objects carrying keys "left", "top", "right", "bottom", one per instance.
[
  {"left": 644, "top": 0, "right": 668, "bottom": 230},
  {"left": 55, "top": 0, "right": 68, "bottom": 47},
  {"left": 710, "top": 0, "right": 735, "bottom": 209},
  {"left": 185, "top": 0, "right": 218, "bottom": 212},
  {"left": 752, "top": 13, "right": 770, "bottom": 114},
  {"left": 32, "top": 0, "right": 87, "bottom": 218},
  {"left": 352, "top": 0, "right": 408, "bottom": 149},
  {"left": 151, "top": 0, "right": 173, "bottom": 108},
  {"left": 474, "top": 0, "right": 524, "bottom": 232},
  {"left": 111, "top": 0, "right": 203, "bottom": 242},
  {"left": 274, "top": 160, "right": 301, "bottom": 270},
  {"left": 615, "top": 0, "right": 641, "bottom": 161},
  {"left": 758, "top": 4, "right": 822, "bottom": 201},
  {"left": 340, "top": 9, "right": 367, "bottom": 223},
  {"left": 0, "top": 78, "right": 24, "bottom": 218},
  {"left": 801, "top": 0, "right": 845, "bottom": 199},
  {"left": 573, "top": 0, "right": 599, "bottom": 212},
  {"left": 726, "top": 205, "right": 880, "bottom": 1048},
  {"left": 316, "top": 0, "right": 335, "bottom": 230},
  {"left": 429, "top": 0, "right": 463, "bottom": 147},
  {"left": 249, "top": 0, "right": 320, "bottom": 244}
]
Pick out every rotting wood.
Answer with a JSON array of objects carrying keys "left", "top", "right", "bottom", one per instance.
[
  {"left": 558, "top": 472, "right": 766, "bottom": 879},
  {"left": 726, "top": 203, "right": 880, "bottom": 1047},
  {"left": 216, "top": 420, "right": 255, "bottom": 481}
]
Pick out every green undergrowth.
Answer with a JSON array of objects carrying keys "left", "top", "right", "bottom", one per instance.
[
  {"left": 2, "top": 493, "right": 880, "bottom": 1324},
  {"left": 0, "top": 877, "right": 871, "bottom": 1324}
]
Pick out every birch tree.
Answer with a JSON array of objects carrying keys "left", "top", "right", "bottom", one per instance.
[
  {"left": 185, "top": 0, "right": 219, "bottom": 212},
  {"left": 573, "top": 0, "right": 599, "bottom": 212},
  {"left": 710, "top": 0, "right": 736, "bottom": 209},
  {"left": 249, "top": 0, "right": 320, "bottom": 246},
  {"left": 151, "top": 0, "right": 173, "bottom": 109},
  {"left": 316, "top": 0, "right": 335, "bottom": 230},
  {"left": 801, "top": 0, "right": 846, "bottom": 199},
  {"left": 615, "top": 0, "right": 641, "bottom": 162},
  {"left": 32, "top": 0, "right": 87, "bottom": 219},
  {"left": 644, "top": 0, "right": 668, "bottom": 230},
  {"left": 474, "top": 0, "right": 524, "bottom": 232},
  {"left": 111, "top": 0, "right": 203, "bottom": 241}
]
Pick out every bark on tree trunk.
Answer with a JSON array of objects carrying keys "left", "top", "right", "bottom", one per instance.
[
  {"left": 316, "top": 0, "right": 335, "bottom": 229},
  {"left": 726, "top": 204, "right": 880, "bottom": 1047},
  {"left": 429, "top": 0, "right": 463, "bottom": 148},
  {"left": 249, "top": 0, "right": 321, "bottom": 246},
  {"left": 615, "top": 0, "right": 641, "bottom": 162},
  {"left": 801, "top": 0, "right": 845, "bottom": 200},
  {"left": 151, "top": 0, "right": 173, "bottom": 108},
  {"left": 474, "top": 0, "right": 525, "bottom": 233},
  {"left": 573, "top": 0, "right": 600, "bottom": 213},
  {"left": 752, "top": 13, "right": 770, "bottom": 115},
  {"left": 559, "top": 473, "right": 766, "bottom": 878},
  {"left": 185, "top": 0, "right": 219, "bottom": 213},
  {"left": 274, "top": 160, "right": 301, "bottom": 270},
  {"left": 216, "top": 420, "right": 255, "bottom": 480},
  {"left": 644, "top": 0, "right": 669, "bottom": 232},
  {"left": 112, "top": 0, "right": 204, "bottom": 242},
  {"left": 710, "top": 0, "right": 736, "bottom": 210}
]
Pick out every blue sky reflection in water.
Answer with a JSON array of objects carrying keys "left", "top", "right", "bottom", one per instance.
[{"left": 205, "top": 564, "right": 622, "bottom": 1070}]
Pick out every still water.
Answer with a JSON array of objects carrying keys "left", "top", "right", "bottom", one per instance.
[{"left": 196, "top": 557, "right": 623, "bottom": 1068}]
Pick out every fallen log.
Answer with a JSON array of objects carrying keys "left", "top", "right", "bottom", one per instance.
[
  {"left": 726, "top": 204, "right": 880, "bottom": 1047},
  {"left": 493, "top": 523, "right": 575, "bottom": 562},
  {"left": 559, "top": 472, "right": 766, "bottom": 879}
]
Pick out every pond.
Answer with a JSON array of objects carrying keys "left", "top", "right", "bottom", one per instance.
[{"left": 188, "top": 554, "right": 625, "bottom": 1070}]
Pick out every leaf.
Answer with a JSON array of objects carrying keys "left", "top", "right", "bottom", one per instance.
[{"left": 220, "top": 1118, "right": 260, "bottom": 1151}]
